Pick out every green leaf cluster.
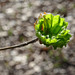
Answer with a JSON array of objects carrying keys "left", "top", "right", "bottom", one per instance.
[{"left": 35, "top": 13, "right": 71, "bottom": 49}]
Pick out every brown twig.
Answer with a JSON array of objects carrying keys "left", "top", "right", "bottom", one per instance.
[{"left": 0, "top": 37, "right": 38, "bottom": 51}]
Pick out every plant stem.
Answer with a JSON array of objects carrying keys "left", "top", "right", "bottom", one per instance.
[{"left": 0, "top": 37, "right": 38, "bottom": 51}]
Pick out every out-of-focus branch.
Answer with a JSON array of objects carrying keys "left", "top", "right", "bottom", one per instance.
[{"left": 0, "top": 37, "right": 38, "bottom": 51}]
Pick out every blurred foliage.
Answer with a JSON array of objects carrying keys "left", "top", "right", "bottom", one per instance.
[{"left": 8, "top": 29, "right": 13, "bottom": 36}]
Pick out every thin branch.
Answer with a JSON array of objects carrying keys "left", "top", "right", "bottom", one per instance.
[{"left": 0, "top": 37, "right": 38, "bottom": 51}]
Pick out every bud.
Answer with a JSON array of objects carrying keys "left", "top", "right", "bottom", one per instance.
[{"left": 34, "top": 12, "right": 71, "bottom": 49}]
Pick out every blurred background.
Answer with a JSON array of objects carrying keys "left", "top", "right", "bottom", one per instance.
[{"left": 0, "top": 0, "right": 75, "bottom": 75}]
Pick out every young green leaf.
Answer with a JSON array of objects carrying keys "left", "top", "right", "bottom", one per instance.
[{"left": 34, "top": 12, "right": 71, "bottom": 49}]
